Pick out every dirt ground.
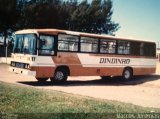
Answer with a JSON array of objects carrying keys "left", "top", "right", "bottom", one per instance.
[{"left": 0, "top": 63, "right": 160, "bottom": 108}]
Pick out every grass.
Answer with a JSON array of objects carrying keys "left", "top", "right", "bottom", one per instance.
[{"left": 0, "top": 81, "right": 160, "bottom": 119}]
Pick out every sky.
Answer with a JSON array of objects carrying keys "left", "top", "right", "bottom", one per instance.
[{"left": 111, "top": 0, "right": 160, "bottom": 46}]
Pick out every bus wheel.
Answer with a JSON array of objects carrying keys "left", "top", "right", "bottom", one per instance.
[
  {"left": 36, "top": 78, "right": 48, "bottom": 82},
  {"left": 122, "top": 68, "right": 133, "bottom": 80},
  {"left": 51, "top": 69, "right": 68, "bottom": 83}
]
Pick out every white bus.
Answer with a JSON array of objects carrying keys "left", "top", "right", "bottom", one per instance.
[{"left": 9, "top": 29, "right": 156, "bottom": 83}]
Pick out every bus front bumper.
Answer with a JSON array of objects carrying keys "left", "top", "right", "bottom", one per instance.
[{"left": 9, "top": 67, "right": 36, "bottom": 77}]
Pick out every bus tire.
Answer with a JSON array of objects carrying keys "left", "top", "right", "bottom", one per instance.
[
  {"left": 122, "top": 68, "right": 133, "bottom": 80},
  {"left": 36, "top": 78, "right": 48, "bottom": 82},
  {"left": 51, "top": 69, "right": 68, "bottom": 83}
]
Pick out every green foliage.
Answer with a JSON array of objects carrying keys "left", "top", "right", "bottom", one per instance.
[
  {"left": 0, "top": 0, "right": 120, "bottom": 36},
  {"left": 0, "top": 0, "right": 17, "bottom": 46},
  {"left": 0, "top": 0, "right": 17, "bottom": 31}
]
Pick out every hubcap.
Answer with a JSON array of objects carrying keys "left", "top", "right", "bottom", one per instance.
[
  {"left": 124, "top": 70, "right": 130, "bottom": 79},
  {"left": 55, "top": 71, "right": 64, "bottom": 80}
]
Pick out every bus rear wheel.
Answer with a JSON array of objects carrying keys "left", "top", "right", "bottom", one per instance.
[
  {"left": 50, "top": 69, "right": 68, "bottom": 83},
  {"left": 122, "top": 68, "right": 133, "bottom": 80},
  {"left": 36, "top": 78, "right": 48, "bottom": 82}
]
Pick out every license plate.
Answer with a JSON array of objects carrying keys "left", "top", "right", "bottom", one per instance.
[{"left": 16, "top": 69, "right": 21, "bottom": 73}]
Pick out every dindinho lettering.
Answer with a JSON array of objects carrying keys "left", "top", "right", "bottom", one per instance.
[{"left": 100, "top": 58, "right": 130, "bottom": 64}]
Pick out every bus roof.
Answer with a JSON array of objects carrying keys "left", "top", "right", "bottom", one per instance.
[{"left": 15, "top": 29, "right": 155, "bottom": 43}]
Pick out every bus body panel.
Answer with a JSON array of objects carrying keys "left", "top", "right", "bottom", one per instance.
[
  {"left": 26, "top": 52, "right": 156, "bottom": 78},
  {"left": 10, "top": 52, "right": 156, "bottom": 78}
]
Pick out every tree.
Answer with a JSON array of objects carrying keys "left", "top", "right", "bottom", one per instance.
[
  {"left": 0, "top": 0, "right": 119, "bottom": 57},
  {"left": 69, "top": 0, "right": 90, "bottom": 32},
  {"left": 1, "top": 0, "right": 119, "bottom": 36},
  {"left": 69, "top": 0, "right": 119, "bottom": 35},
  {"left": 0, "top": 0, "right": 17, "bottom": 46},
  {"left": 16, "top": 0, "right": 71, "bottom": 29}
]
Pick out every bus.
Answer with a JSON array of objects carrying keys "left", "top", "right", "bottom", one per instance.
[{"left": 9, "top": 29, "right": 156, "bottom": 83}]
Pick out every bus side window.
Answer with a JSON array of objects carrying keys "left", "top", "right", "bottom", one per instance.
[
  {"left": 58, "top": 34, "right": 79, "bottom": 52},
  {"left": 80, "top": 37, "right": 98, "bottom": 53},
  {"left": 39, "top": 35, "right": 55, "bottom": 55},
  {"left": 143, "top": 43, "right": 156, "bottom": 57},
  {"left": 69, "top": 42, "right": 78, "bottom": 51},
  {"left": 130, "top": 42, "right": 140, "bottom": 56},
  {"left": 140, "top": 43, "right": 144, "bottom": 56},
  {"left": 117, "top": 40, "right": 130, "bottom": 55},
  {"left": 100, "top": 39, "right": 116, "bottom": 54}
]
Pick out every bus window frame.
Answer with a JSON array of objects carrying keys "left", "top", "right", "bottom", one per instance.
[
  {"left": 13, "top": 34, "right": 24, "bottom": 54},
  {"left": 13, "top": 33, "right": 38, "bottom": 55},
  {"left": 37, "top": 33, "right": 57, "bottom": 56},
  {"left": 56, "top": 33, "right": 156, "bottom": 58},
  {"left": 99, "top": 38, "right": 117, "bottom": 55},
  {"left": 23, "top": 34, "right": 37, "bottom": 55},
  {"left": 58, "top": 33, "right": 80, "bottom": 52},
  {"left": 117, "top": 40, "right": 131, "bottom": 55},
  {"left": 80, "top": 36, "right": 99, "bottom": 53}
]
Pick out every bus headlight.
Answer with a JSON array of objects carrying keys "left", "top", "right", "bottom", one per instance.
[
  {"left": 25, "top": 64, "right": 30, "bottom": 69},
  {"left": 11, "top": 61, "right": 15, "bottom": 67}
]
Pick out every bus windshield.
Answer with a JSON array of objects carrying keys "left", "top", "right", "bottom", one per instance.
[{"left": 13, "top": 34, "right": 37, "bottom": 55}]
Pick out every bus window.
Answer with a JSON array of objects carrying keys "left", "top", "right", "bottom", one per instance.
[
  {"left": 130, "top": 42, "right": 140, "bottom": 56},
  {"left": 143, "top": 43, "right": 156, "bottom": 57},
  {"left": 39, "top": 35, "right": 55, "bottom": 55},
  {"left": 13, "top": 34, "right": 37, "bottom": 55},
  {"left": 100, "top": 39, "right": 116, "bottom": 54},
  {"left": 118, "top": 41, "right": 130, "bottom": 55},
  {"left": 58, "top": 34, "right": 79, "bottom": 51},
  {"left": 140, "top": 43, "right": 144, "bottom": 56},
  {"left": 13, "top": 35, "right": 23, "bottom": 53},
  {"left": 80, "top": 37, "right": 98, "bottom": 53},
  {"left": 23, "top": 34, "right": 36, "bottom": 55}
]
